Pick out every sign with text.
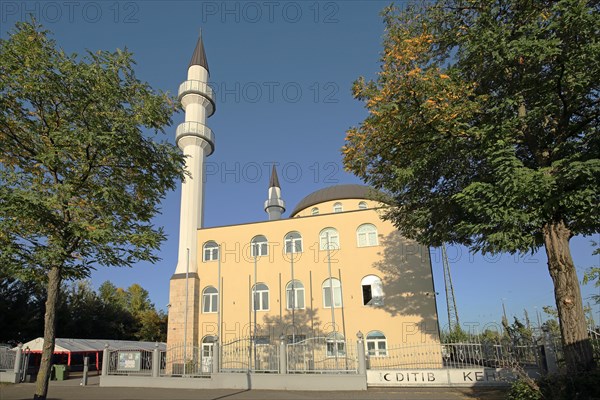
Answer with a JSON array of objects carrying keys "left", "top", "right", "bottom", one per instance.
[
  {"left": 117, "top": 351, "right": 141, "bottom": 372},
  {"left": 367, "top": 368, "right": 516, "bottom": 387}
]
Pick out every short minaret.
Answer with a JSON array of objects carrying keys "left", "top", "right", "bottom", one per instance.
[
  {"left": 264, "top": 165, "right": 285, "bottom": 220},
  {"left": 174, "top": 33, "right": 215, "bottom": 275}
]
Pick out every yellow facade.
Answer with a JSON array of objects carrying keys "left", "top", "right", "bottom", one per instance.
[{"left": 167, "top": 191, "right": 441, "bottom": 356}]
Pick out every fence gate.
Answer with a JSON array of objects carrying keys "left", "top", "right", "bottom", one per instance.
[
  {"left": 287, "top": 337, "right": 358, "bottom": 374},
  {"left": 220, "top": 337, "right": 279, "bottom": 373},
  {"left": 162, "top": 344, "right": 205, "bottom": 377}
]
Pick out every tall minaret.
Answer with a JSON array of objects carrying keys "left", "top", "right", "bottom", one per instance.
[
  {"left": 264, "top": 165, "right": 285, "bottom": 220},
  {"left": 174, "top": 33, "right": 215, "bottom": 275},
  {"left": 168, "top": 34, "right": 215, "bottom": 347}
]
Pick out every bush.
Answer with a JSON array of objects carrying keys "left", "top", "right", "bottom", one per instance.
[
  {"left": 537, "top": 369, "right": 600, "bottom": 400},
  {"left": 507, "top": 379, "right": 542, "bottom": 400}
]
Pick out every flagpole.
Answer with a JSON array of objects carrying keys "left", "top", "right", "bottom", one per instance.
[
  {"left": 325, "top": 232, "right": 338, "bottom": 370},
  {"left": 253, "top": 243, "right": 258, "bottom": 371},
  {"left": 289, "top": 235, "right": 296, "bottom": 344},
  {"left": 217, "top": 245, "right": 222, "bottom": 343}
]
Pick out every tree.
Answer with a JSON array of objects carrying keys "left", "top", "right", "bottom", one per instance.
[
  {"left": 583, "top": 241, "right": 600, "bottom": 305},
  {"left": 343, "top": 0, "right": 599, "bottom": 373},
  {"left": 0, "top": 21, "right": 184, "bottom": 399},
  {"left": 0, "top": 266, "right": 45, "bottom": 345}
]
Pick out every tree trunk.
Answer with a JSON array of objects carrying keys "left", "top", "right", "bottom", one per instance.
[
  {"left": 33, "top": 266, "right": 61, "bottom": 400},
  {"left": 542, "top": 220, "right": 595, "bottom": 373}
]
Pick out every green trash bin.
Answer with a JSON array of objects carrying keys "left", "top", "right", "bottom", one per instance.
[{"left": 53, "top": 365, "right": 68, "bottom": 381}]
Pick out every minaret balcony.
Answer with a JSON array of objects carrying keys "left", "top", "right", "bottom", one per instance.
[
  {"left": 176, "top": 121, "right": 215, "bottom": 156},
  {"left": 264, "top": 198, "right": 286, "bottom": 210},
  {"left": 178, "top": 80, "right": 216, "bottom": 117}
]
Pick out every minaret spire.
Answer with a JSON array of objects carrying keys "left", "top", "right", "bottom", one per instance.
[
  {"left": 269, "top": 165, "right": 280, "bottom": 188},
  {"left": 264, "top": 165, "right": 285, "bottom": 220},
  {"left": 189, "top": 32, "right": 209, "bottom": 73}
]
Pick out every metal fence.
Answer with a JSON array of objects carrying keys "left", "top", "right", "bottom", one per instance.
[
  {"left": 0, "top": 347, "right": 16, "bottom": 370},
  {"left": 287, "top": 337, "right": 358, "bottom": 373},
  {"left": 104, "top": 331, "right": 600, "bottom": 377},
  {"left": 221, "top": 337, "right": 279, "bottom": 373},
  {"left": 366, "top": 340, "right": 539, "bottom": 370},
  {"left": 161, "top": 344, "right": 208, "bottom": 377},
  {"left": 549, "top": 329, "right": 600, "bottom": 369}
]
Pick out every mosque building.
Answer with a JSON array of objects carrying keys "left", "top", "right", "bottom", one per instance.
[{"left": 167, "top": 34, "right": 441, "bottom": 370}]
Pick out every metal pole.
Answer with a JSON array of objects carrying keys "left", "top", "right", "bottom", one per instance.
[
  {"left": 338, "top": 268, "right": 347, "bottom": 370},
  {"left": 289, "top": 235, "right": 296, "bottom": 344},
  {"left": 253, "top": 244, "right": 258, "bottom": 371},
  {"left": 325, "top": 232, "right": 338, "bottom": 370},
  {"left": 217, "top": 245, "right": 222, "bottom": 344},
  {"left": 82, "top": 356, "right": 89, "bottom": 385},
  {"left": 183, "top": 248, "right": 189, "bottom": 376}
]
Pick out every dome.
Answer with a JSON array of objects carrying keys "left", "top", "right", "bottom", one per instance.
[{"left": 290, "top": 184, "right": 380, "bottom": 217}]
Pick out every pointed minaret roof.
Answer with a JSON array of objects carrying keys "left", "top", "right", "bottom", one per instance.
[
  {"left": 269, "top": 165, "right": 280, "bottom": 188},
  {"left": 189, "top": 33, "right": 209, "bottom": 73}
]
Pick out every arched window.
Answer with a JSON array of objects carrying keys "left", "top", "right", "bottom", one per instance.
[
  {"left": 333, "top": 202, "right": 343, "bottom": 213},
  {"left": 311, "top": 207, "right": 319, "bottom": 215},
  {"left": 366, "top": 331, "right": 387, "bottom": 357},
  {"left": 202, "top": 286, "right": 218, "bottom": 313},
  {"left": 203, "top": 241, "right": 219, "bottom": 262},
  {"left": 358, "top": 201, "right": 368, "bottom": 210},
  {"left": 286, "top": 280, "right": 305, "bottom": 310},
  {"left": 322, "top": 278, "right": 342, "bottom": 308},
  {"left": 361, "top": 275, "right": 384, "bottom": 306},
  {"left": 251, "top": 235, "right": 268, "bottom": 257},
  {"left": 319, "top": 228, "right": 340, "bottom": 250},
  {"left": 326, "top": 332, "right": 346, "bottom": 357},
  {"left": 357, "top": 224, "right": 378, "bottom": 247},
  {"left": 284, "top": 231, "right": 303, "bottom": 254},
  {"left": 252, "top": 283, "right": 269, "bottom": 311}
]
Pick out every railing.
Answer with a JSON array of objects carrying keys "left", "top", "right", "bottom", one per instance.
[
  {"left": 178, "top": 80, "right": 214, "bottom": 102},
  {"left": 101, "top": 334, "right": 565, "bottom": 378},
  {"left": 0, "top": 347, "right": 16, "bottom": 370},
  {"left": 367, "top": 342, "right": 443, "bottom": 370},
  {"left": 367, "top": 340, "right": 538, "bottom": 370},
  {"left": 287, "top": 337, "right": 358, "bottom": 374},
  {"left": 221, "top": 337, "right": 279, "bottom": 373},
  {"left": 175, "top": 121, "right": 215, "bottom": 153},
  {"left": 161, "top": 344, "right": 208, "bottom": 377}
]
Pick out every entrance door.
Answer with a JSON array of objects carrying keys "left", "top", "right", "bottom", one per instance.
[{"left": 201, "top": 341, "right": 213, "bottom": 373}]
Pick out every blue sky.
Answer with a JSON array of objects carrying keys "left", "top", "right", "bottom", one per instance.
[{"left": 2, "top": 1, "right": 598, "bottom": 332}]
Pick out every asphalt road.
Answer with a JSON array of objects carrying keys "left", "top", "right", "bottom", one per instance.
[{"left": 0, "top": 376, "right": 508, "bottom": 400}]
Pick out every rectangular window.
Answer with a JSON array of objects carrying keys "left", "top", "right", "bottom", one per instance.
[
  {"left": 326, "top": 341, "right": 346, "bottom": 357},
  {"left": 252, "top": 242, "right": 268, "bottom": 257},
  {"left": 254, "top": 336, "right": 270, "bottom": 345},
  {"left": 362, "top": 281, "right": 384, "bottom": 306},
  {"left": 203, "top": 293, "right": 217, "bottom": 313},
  {"left": 253, "top": 291, "right": 269, "bottom": 311},
  {"left": 286, "top": 287, "right": 305, "bottom": 309},
  {"left": 320, "top": 236, "right": 339, "bottom": 250},
  {"left": 367, "top": 339, "right": 387, "bottom": 356},
  {"left": 287, "top": 335, "right": 306, "bottom": 344},
  {"left": 323, "top": 287, "right": 342, "bottom": 308}
]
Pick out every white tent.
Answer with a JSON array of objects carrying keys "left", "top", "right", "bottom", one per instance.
[{"left": 17, "top": 338, "right": 166, "bottom": 369}]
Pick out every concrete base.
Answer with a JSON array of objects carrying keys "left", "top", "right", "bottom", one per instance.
[
  {"left": 100, "top": 373, "right": 367, "bottom": 391},
  {"left": 0, "top": 371, "right": 19, "bottom": 383},
  {"left": 367, "top": 367, "right": 541, "bottom": 387}
]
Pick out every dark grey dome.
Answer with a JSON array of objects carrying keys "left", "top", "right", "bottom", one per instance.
[{"left": 290, "top": 184, "right": 378, "bottom": 217}]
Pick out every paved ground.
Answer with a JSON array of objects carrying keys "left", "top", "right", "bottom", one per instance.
[{"left": 0, "top": 375, "right": 508, "bottom": 400}]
